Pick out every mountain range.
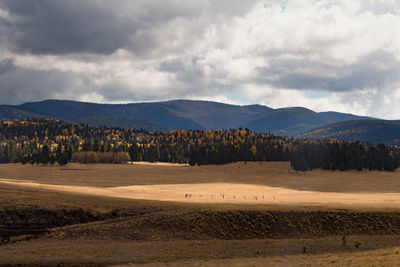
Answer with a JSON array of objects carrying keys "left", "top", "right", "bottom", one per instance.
[
  {"left": 0, "top": 99, "right": 376, "bottom": 136},
  {"left": 299, "top": 120, "right": 400, "bottom": 145},
  {"left": 2, "top": 99, "right": 399, "bottom": 144}
]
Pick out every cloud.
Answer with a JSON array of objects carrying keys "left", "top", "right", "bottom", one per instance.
[
  {"left": 0, "top": 0, "right": 399, "bottom": 119},
  {"left": 0, "top": 0, "right": 142, "bottom": 54},
  {"left": 257, "top": 50, "right": 400, "bottom": 92},
  {"left": 0, "top": 59, "right": 90, "bottom": 103},
  {"left": 0, "top": 58, "right": 15, "bottom": 75},
  {"left": 0, "top": 0, "right": 257, "bottom": 55}
]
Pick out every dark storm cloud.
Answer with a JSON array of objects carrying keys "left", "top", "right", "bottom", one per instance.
[
  {"left": 0, "top": 0, "right": 136, "bottom": 54},
  {"left": 0, "top": 0, "right": 258, "bottom": 55}
]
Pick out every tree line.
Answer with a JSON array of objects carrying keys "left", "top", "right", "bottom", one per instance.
[
  {"left": 0, "top": 119, "right": 399, "bottom": 171},
  {"left": 290, "top": 141, "right": 399, "bottom": 172}
]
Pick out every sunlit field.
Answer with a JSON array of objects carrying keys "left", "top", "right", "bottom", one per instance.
[{"left": 1, "top": 162, "right": 400, "bottom": 266}]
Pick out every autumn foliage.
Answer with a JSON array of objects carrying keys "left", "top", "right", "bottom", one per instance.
[{"left": 0, "top": 119, "right": 399, "bottom": 171}]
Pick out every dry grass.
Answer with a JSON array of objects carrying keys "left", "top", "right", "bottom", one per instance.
[
  {"left": 4, "top": 179, "right": 400, "bottom": 210},
  {"left": 2, "top": 235, "right": 400, "bottom": 266},
  {"left": 2, "top": 162, "right": 400, "bottom": 266},
  {"left": 113, "top": 245, "right": 400, "bottom": 267},
  {"left": 2, "top": 162, "right": 400, "bottom": 210},
  {"left": 0, "top": 161, "right": 399, "bottom": 193}
]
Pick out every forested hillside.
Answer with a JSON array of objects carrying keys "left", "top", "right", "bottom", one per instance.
[
  {"left": 0, "top": 99, "right": 372, "bottom": 135},
  {"left": 73, "top": 116, "right": 167, "bottom": 132},
  {"left": 299, "top": 120, "right": 400, "bottom": 145},
  {"left": 0, "top": 119, "right": 399, "bottom": 172}
]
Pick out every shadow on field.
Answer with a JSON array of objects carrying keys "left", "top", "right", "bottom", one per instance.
[
  {"left": 45, "top": 210, "right": 400, "bottom": 241},
  {"left": 3, "top": 204, "right": 400, "bottom": 266},
  {"left": 4, "top": 207, "right": 400, "bottom": 244}
]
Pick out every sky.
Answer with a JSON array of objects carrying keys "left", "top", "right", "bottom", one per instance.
[{"left": 0, "top": 0, "right": 400, "bottom": 119}]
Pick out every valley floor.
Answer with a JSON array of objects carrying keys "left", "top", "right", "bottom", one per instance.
[{"left": 1, "top": 162, "right": 400, "bottom": 266}]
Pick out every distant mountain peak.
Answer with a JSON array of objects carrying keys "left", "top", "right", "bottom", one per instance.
[{"left": 0, "top": 99, "right": 379, "bottom": 135}]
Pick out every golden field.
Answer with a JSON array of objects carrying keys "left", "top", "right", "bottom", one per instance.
[{"left": 1, "top": 162, "right": 400, "bottom": 266}]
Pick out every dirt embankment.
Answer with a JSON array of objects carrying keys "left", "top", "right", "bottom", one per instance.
[
  {"left": 4, "top": 207, "right": 400, "bottom": 266},
  {"left": 39, "top": 209, "right": 400, "bottom": 242},
  {"left": 5, "top": 208, "right": 400, "bottom": 244},
  {"left": 0, "top": 208, "right": 122, "bottom": 242},
  {"left": 128, "top": 210, "right": 400, "bottom": 240}
]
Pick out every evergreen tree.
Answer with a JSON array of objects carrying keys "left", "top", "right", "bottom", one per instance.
[{"left": 40, "top": 145, "right": 50, "bottom": 165}]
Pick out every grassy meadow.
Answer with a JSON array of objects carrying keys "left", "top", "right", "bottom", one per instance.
[{"left": 1, "top": 162, "right": 400, "bottom": 266}]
